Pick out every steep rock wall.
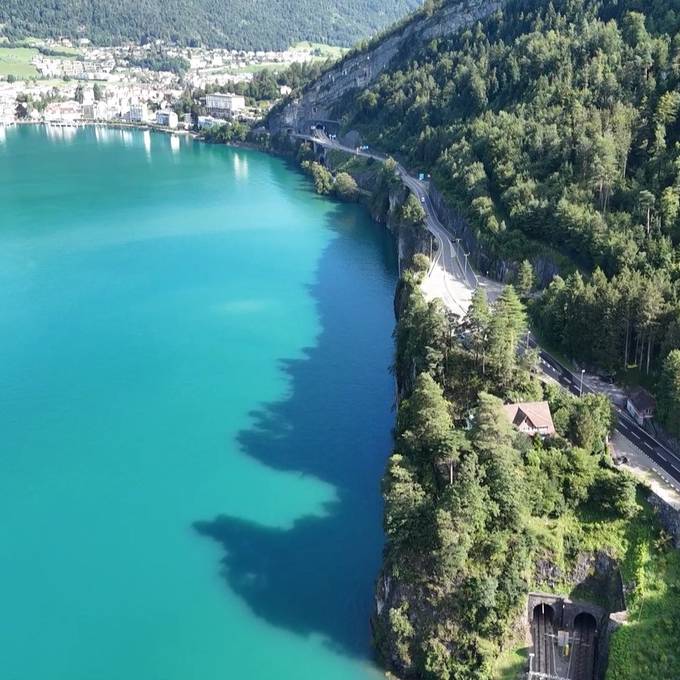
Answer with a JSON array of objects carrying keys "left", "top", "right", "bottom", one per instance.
[
  {"left": 648, "top": 492, "right": 680, "bottom": 549},
  {"left": 427, "top": 182, "right": 563, "bottom": 287},
  {"left": 269, "top": 0, "right": 504, "bottom": 134}
]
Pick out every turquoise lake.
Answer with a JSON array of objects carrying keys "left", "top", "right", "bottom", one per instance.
[{"left": 0, "top": 125, "right": 397, "bottom": 679}]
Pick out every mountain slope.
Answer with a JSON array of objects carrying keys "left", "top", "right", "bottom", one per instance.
[
  {"left": 274, "top": 0, "right": 680, "bottom": 429},
  {"left": 272, "top": 1, "right": 680, "bottom": 677},
  {"left": 0, "top": 0, "right": 422, "bottom": 50},
  {"left": 269, "top": 0, "right": 503, "bottom": 132}
]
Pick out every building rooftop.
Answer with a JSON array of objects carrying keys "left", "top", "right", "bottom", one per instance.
[
  {"left": 502, "top": 401, "right": 556, "bottom": 436},
  {"left": 628, "top": 387, "right": 656, "bottom": 412}
]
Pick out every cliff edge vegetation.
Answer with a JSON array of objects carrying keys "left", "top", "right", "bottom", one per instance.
[
  {"left": 301, "top": 0, "right": 680, "bottom": 432},
  {"left": 380, "top": 262, "right": 680, "bottom": 679}
]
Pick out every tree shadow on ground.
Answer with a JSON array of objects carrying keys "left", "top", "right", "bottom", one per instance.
[{"left": 194, "top": 204, "right": 397, "bottom": 657}]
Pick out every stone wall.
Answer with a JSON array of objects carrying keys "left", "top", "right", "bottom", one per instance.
[
  {"left": 597, "top": 611, "right": 628, "bottom": 680},
  {"left": 427, "top": 182, "right": 562, "bottom": 287},
  {"left": 648, "top": 492, "right": 680, "bottom": 548}
]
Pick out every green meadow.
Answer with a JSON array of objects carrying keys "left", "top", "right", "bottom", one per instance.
[{"left": 0, "top": 46, "right": 39, "bottom": 78}]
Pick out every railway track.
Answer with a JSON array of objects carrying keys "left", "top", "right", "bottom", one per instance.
[
  {"left": 532, "top": 607, "right": 556, "bottom": 676},
  {"left": 569, "top": 615, "right": 596, "bottom": 679}
]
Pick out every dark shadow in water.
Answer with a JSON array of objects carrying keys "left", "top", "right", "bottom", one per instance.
[{"left": 194, "top": 203, "right": 397, "bottom": 658}]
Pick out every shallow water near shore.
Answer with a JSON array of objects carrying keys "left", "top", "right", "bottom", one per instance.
[{"left": 0, "top": 125, "right": 396, "bottom": 679}]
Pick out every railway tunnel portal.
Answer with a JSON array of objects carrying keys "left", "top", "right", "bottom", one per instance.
[{"left": 528, "top": 594, "right": 606, "bottom": 680}]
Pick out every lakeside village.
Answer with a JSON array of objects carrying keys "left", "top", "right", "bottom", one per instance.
[{"left": 0, "top": 38, "right": 330, "bottom": 130}]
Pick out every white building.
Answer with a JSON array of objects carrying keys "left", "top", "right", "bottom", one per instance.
[
  {"left": 205, "top": 92, "right": 245, "bottom": 117},
  {"left": 126, "top": 103, "right": 149, "bottom": 123},
  {"left": 197, "top": 115, "right": 226, "bottom": 130},
  {"left": 502, "top": 401, "right": 556, "bottom": 437},
  {"left": 156, "top": 110, "right": 179, "bottom": 128},
  {"left": 44, "top": 101, "right": 82, "bottom": 123},
  {"left": 82, "top": 102, "right": 112, "bottom": 120}
]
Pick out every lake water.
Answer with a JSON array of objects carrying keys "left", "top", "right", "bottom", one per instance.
[{"left": 0, "top": 125, "right": 397, "bottom": 679}]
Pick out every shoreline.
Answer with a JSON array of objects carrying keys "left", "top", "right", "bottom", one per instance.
[
  {"left": 3, "top": 119, "right": 270, "bottom": 154},
  {"left": 4, "top": 118, "right": 199, "bottom": 137}
]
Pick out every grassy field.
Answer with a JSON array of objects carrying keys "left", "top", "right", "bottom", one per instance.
[
  {"left": 290, "top": 41, "right": 347, "bottom": 61},
  {"left": 605, "top": 507, "right": 680, "bottom": 679},
  {"left": 233, "top": 62, "right": 283, "bottom": 74},
  {"left": 493, "top": 643, "right": 529, "bottom": 680},
  {"left": 0, "top": 46, "right": 39, "bottom": 79}
]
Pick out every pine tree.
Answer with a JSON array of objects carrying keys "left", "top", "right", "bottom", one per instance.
[
  {"left": 516, "top": 260, "right": 534, "bottom": 298},
  {"left": 397, "top": 372, "right": 454, "bottom": 468},
  {"left": 465, "top": 288, "right": 490, "bottom": 371},
  {"left": 658, "top": 350, "right": 680, "bottom": 436},
  {"left": 487, "top": 286, "right": 526, "bottom": 384}
]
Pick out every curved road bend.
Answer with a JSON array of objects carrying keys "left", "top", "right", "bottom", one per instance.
[
  {"left": 294, "top": 130, "right": 680, "bottom": 487},
  {"left": 294, "top": 130, "right": 492, "bottom": 315}
]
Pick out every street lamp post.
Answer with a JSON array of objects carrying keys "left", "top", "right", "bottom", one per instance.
[
  {"left": 463, "top": 251, "right": 470, "bottom": 275},
  {"left": 454, "top": 238, "right": 462, "bottom": 266},
  {"left": 580, "top": 368, "right": 585, "bottom": 397}
]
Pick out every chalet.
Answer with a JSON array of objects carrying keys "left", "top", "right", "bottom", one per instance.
[
  {"left": 626, "top": 388, "right": 656, "bottom": 426},
  {"left": 502, "top": 401, "right": 556, "bottom": 437}
]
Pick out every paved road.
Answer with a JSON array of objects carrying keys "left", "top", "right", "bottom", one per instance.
[
  {"left": 294, "top": 130, "right": 680, "bottom": 486},
  {"left": 296, "top": 131, "right": 499, "bottom": 313},
  {"left": 530, "top": 334, "right": 680, "bottom": 484}
]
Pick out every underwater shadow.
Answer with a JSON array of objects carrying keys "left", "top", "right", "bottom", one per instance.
[{"left": 194, "top": 202, "right": 397, "bottom": 657}]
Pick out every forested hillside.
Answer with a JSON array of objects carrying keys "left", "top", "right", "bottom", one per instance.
[
  {"left": 376, "top": 259, "right": 680, "bottom": 680},
  {"left": 329, "top": 0, "right": 680, "bottom": 431},
  {"left": 0, "top": 0, "right": 421, "bottom": 50}
]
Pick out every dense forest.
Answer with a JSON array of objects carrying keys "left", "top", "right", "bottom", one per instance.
[
  {"left": 270, "top": 2, "right": 680, "bottom": 675},
  {"left": 0, "top": 0, "right": 421, "bottom": 50},
  {"left": 285, "top": 144, "right": 680, "bottom": 676},
  {"left": 329, "top": 0, "right": 680, "bottom": 433},
  {"left": 379, "top": 256, "right": 680, "bottom": 679}
]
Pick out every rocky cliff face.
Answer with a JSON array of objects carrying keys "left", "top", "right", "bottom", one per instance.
[
  {"left": 427, "top": 183, "right": 563, "bottom": 287},
  {"left": 268, "top": 0, "right": 504, "bottom": 134},
  {"left": 648, "top": 492, "right": 680, "bottom": 549}
]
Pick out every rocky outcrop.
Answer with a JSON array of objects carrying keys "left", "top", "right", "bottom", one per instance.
[
  {"left": 322, "top": 149, "right": 429, "bottom": 269},
  {"left": 268, "top": 0, "right": 504, "bottom": 135},
  {"left": 427, "top": 182, "right": 562, "bottom": 287},
  {"left": 648, "top": 492, "right": 680, "bottom": 549},
  {"left": 373, "top": 568, "right": 438, "bottom": 679},
  {"left": 534, "top": 551, "right": 626, "bottom": 614}
]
